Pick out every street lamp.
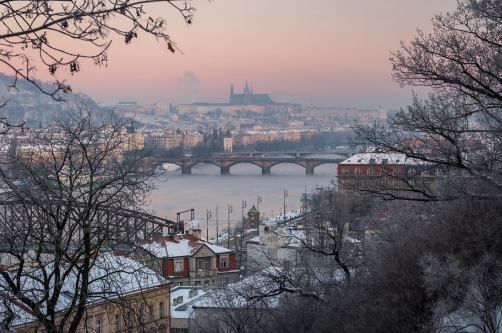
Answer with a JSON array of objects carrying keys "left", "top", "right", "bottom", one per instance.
[
  {"left": 206, "top": 210, "right": 212, "bottom": 241},
  {"left": 227, "top": 204, "right": 233, "bottom": 248},
  {"left": 283, "top": 190, "right": 288, "bottom": 220},
  {"left": 241, "top": 200, "right": 247, "bottom": 221}
]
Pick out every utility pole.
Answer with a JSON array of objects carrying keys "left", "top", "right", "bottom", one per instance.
[
  {"left": 227, "top": 204, "right": 233, "bottom": 248},
  {"left": 284, "top": 190, "right": 288, "bottom": 221},
  {"left": 206, "top": 210, "right": 211, "bottom": 240},
  {"left": 241, "top": 200, "right": 247, "bottom": 221}
]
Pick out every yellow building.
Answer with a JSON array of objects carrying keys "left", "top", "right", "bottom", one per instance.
[{"left": 11, "top": 254, "right": 171, "bottom": 333}]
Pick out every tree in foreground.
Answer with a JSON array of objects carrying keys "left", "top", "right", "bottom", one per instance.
[
  {"left": 0, "top": 108, "right": 166, "bottom": 332},
  {"left": 0, "top": 0, "right": 201, "bottom": 100},
  {"left": 354, "top": 0, "right": 502, "bottom": 201}
]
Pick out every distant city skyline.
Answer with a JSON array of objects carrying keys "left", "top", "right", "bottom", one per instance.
[{"left": 1, "top": 0, "right": 457, "bottom": 110}]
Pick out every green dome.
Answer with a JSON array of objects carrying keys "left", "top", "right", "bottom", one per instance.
[{"left": 248, "top": 205, "right": 259, "bottom": 214}]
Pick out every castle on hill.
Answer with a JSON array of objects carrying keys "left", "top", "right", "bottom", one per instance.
[{"left": 229, "top": 81, "right": 273, "bottom": 105}]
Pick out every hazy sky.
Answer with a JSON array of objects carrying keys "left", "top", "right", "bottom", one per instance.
[{"left": 5, "top": 0, "right": 458, "bottom": 110}]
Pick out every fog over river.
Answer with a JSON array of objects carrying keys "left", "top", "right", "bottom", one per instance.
[{"left": 148, "top": 161, "right": 338, "bottom": 239}]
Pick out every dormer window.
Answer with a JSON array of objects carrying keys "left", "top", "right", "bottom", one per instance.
[
  {"left": 382, "top": 159, "right": 388, "bottom": 164},
  {"left": 369, "top": 158, "right": 375, "bottom": 164}
]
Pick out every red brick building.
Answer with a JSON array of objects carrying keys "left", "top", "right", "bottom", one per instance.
[
  {"left": 140, "top": 230, "right": 240, "bottom": 288},
  {"left": 337, "top": 152, "right": 436, "bottom": 196}
]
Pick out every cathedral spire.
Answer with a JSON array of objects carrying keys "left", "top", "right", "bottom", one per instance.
[{"left": 243, "top": 80, "right": 250, "bottom": 105}]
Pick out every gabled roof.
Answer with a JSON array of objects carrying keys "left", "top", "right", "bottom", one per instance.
[{"left": 142, "top": 234, "right": 232, "bottom": 259}]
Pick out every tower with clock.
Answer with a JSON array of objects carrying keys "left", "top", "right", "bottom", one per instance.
[{"left": 247, "top": 205, "right": 260, "bottom": 229}]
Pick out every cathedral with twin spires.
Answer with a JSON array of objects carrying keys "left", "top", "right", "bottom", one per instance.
[{"left": 229, "top": 81, "right": 273, "bottom": 105}]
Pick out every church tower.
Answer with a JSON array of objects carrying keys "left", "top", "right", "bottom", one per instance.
[
  {"left": 243, "top": 80, "right": 251, "bottom": 105},
  {"left": 229, "top": 83, "right": 235, "bottom": 103}
]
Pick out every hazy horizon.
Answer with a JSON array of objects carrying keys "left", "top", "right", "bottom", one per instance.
[{"left": 0, "top": 0, "right": 457, "bottom": 111}]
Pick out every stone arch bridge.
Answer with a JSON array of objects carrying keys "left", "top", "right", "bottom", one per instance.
[{"left": 151, "top": 155, "right": 345, "bottom": 175}]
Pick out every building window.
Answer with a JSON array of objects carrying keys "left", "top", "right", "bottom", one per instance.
[
  {"left": 159, "top": 302, "right": 165, "bottom": 318},
  {"left": 393, "top": 180, "right": 400, "bottom": 186},
  {"left": 175, "top": 281, "right": 183, "bottom": 286},
  {"left": 139, "top": 307, "right": 144, "bottom": 323},
  {"left": 221, "top": 278, "right": 228, "bottom": 286},
  {"left": 380, "top": 168, "right": 387, "bottom": 175},
  {"left": 115, "top": 314, "right": 120, "bottom": 331},
  {"left": 379, "top": 179, "right": 389, "bottom": 186},
  {"left": 125, "top": 312, "right": 132, "bottom": 329},
  {"left": 382, "top": 159, "right": 388, "bottom": 164},
  {"left": 394, "top": 169, "right": 400, "bottom": 176},
  {"left": 149, "top": 305, "right": 155, "bottom": 322},
  {"left": 354, "top": 168, "right": 362, "bottom": 175},
  {"left": 220, "top": 256, "right": 228, "bottom": 268},
  {"left": 204, "top": 280, "right": 210, "bottom": 286},
  {"left": 342, "top": 179, "right": 349, "bottom": 186},
  {"left": 356, "top": 180, "right": 363, "bottom": 186},
  {"left": 341, "top": 168, "right": 349, "bottom": 175},
  {"left": 368, "top": 180, "right": 375, "bottom": 186},
  {"left": 174, "top": 260, "right": 183, "bottom": 273},
  {"left": 195, "top": 281, "right": 201, "bottom": 286},
  {"left": 198, "top": 259, "right": 203, "bottom": 270},
  {"left": 96, "top": 316, "right": 102, "bottom": 333},
  {"left": 204, "top": 260, "right": 209, "bottom": 270},
  {"left": 367, "top": 168, "right": 374, "bottom": 175},
  {"left": 267, "top": 248, "right": 277, "bottom": 260}
]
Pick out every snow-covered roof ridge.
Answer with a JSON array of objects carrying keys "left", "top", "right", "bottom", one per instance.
[
  {"left": 142, "top": 234, "right": 232, "bottom": 258},
  {"left": 339, "top": 152, "right": 428, "bottom": 165}
]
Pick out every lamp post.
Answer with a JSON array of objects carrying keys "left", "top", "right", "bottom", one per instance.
[
  {"left": 283, "top": 190, "right": 288, "bottom": 221},
  {"left": 241, "top": 200, "right": 247, "bottom": 222},
  {"left": 206, "top": 210, "right": 211, "bottom": 241},
  {"left": 227, "top": 204, "right": 233, "bottom": 248},
  {"left": 257, "top": 196, "right": 262, "bottom": 213}
]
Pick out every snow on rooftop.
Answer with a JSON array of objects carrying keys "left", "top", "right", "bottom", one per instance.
[
  {"left": 339, "top": 152, "right": 427, "bottom": 166},
  {"left": 2, "top": 253, "right": 167, "bottom": 328},
  {"left": 142, "top": 236, "right": 231, "bottom": 259},
  {"left": 170, "top": 286, "right": 211, "bottom": 319}
]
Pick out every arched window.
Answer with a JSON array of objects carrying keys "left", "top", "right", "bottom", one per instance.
[
  {"left": 354, "top": 168, "right": 362, "bottom": 175},
  {"left": 367, "top": 168, "right": 375, "bottom": 175},
  {"left": 341, "top": 168, "right": 349, "bottom": 175}
]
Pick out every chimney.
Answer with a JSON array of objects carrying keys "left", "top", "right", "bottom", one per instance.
[
  {"left": 189, "top": 288, "right": 199, "bottom": 298},
  {"left": 192, "top": 229, "right": 202, "bottom": 239}
]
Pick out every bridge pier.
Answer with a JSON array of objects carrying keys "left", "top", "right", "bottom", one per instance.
[
  {"left": 306, "top": 168, "right": 314, "bottom": 175},
  {"left": 262, "top": 168, "right": 271, "bottom": 174},
  {"left": 182, "top": 166, "right": 192, "bottom": 174},
  {"left": 220, "top": 167, "right": 230, "bottom": 174}
]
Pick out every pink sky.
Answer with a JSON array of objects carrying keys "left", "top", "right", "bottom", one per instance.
[{"left": 1, "top": 0, "right": 457, "bottom": 110}]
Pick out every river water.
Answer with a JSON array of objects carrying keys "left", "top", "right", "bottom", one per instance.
[{"left": 148, "top": 161, "right": 338, "bottom": 239}]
